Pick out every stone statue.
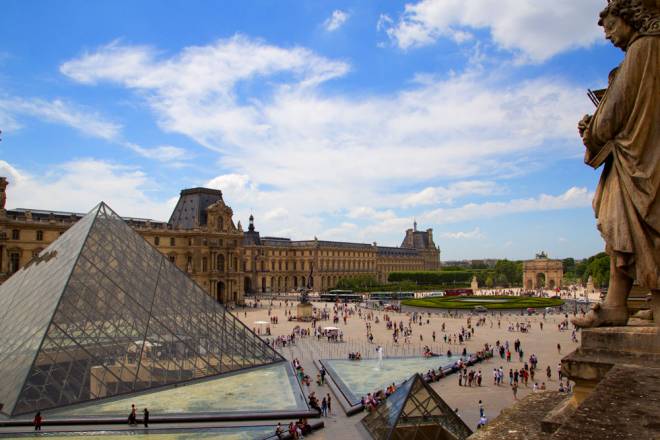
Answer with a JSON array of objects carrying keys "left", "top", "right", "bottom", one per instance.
[
  {"left": 0, "top": 177, "right": 7, "bottom": 210},
  {"left": 574, "top": 0, "right": 660, "bottom": 328},
  {"left": 470, "top": 275, "right": 479, "bottom": 292}
]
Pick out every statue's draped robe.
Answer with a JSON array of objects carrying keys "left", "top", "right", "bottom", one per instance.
[{"left": 585, "top": 34, "right": 660, "bottom": 289}]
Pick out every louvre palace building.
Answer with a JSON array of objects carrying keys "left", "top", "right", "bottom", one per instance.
[{"left": 0, "top": 177, "right": 440, "bottom": 304}]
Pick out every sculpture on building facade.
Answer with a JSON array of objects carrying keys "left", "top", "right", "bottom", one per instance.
[
  {"left": 574, "top": 0, "right": 659, "bottom": 327},
  {"left": 0, "top": 177, "right": 7, "bottom": 210}
]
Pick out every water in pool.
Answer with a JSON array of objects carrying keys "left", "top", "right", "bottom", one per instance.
[
  {"left": 52, "top": 362, "right": 306, "bottom": 416},
  {"left": 322, "top": 356, "right": 463, "bottom": 405},
  {"left": 0, "top": 426, "right": 275, "bottom": 439}
]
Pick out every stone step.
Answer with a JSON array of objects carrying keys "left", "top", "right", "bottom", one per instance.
[{"left": 580, "top": 326, "right": 660, "bottom": 354}]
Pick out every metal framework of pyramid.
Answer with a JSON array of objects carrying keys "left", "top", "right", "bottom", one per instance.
[
  {"left": 361, "top": 374, "right": 473, "bottom": 440},
  {"left": 0, "top": 202, "right": 284, "bottom": 416}
]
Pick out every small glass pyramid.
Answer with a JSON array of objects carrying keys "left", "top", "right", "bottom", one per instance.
[
  {"left": 0, "top": 202, "right": 283, "bottom": 416},
  {"left": 361, "top": 373, "right": 473, "bottom": 440}
]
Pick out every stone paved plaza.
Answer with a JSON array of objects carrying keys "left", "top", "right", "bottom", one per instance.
[{"left": 237, "top": 296, "right": 582, "bottom": 438}]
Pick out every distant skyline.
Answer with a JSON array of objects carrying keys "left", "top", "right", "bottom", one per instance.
[{"left": 0, "top": 1, "right": 621, "bottom": 260}]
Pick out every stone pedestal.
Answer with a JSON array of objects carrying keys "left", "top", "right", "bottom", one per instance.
[
  {"left": 562, "top": 326, "right": 660, "bottom": 406},
  {"left": 297, "top": 302, "right": 313, "bottom": 321}
]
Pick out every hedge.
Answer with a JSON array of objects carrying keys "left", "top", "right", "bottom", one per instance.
[
  {"left": 401, "top": 295, "right": 564, "bottom": 310},
  {"left": 388, "top": 271, "right": 494, "bottom": 285}
]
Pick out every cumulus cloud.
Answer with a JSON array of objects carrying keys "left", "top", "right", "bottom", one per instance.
[
  {"left": 324, "top": 10, "right": 349, "bottom": 31},
  {"left": 58, "top": 36, "right": 592, "bottom": 245},
  {"left": 322, "top": 222, "right": 358, "bottom": 240},
  {"left": 422, "top": 186, "right": 593, "bottom": 224},
  {"left": 402, "top": 180, "right": 499, "bottom": 206},
  {"left": 384, "top": 0, "right": 604, "bottom": 62},
  {"left": 441, "top": 227, "right": 484, "bottom": 239},
  {"left": 347, "top": 206, "right": 397, "bottom": 221},
  {"left": 264, "top": 207, "right": 289, "bottom": 221},
  {"left": 0, "top": 159, "right": 176, "bottom": 219}
]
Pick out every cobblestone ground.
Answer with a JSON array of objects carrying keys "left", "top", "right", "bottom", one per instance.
[{"left": 236, "top": 295, "right": 581, "bottom": 439}]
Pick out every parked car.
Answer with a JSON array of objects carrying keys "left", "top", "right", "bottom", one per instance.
[
  {"left": 527, "top": 307, "right": 536, "bottom": 315},
  {"left": 474, "top": 305, "right": 488, "bottom": 313}
]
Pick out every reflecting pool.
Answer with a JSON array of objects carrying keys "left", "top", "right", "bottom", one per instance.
[
  {"left": 321, "top": 356, "right": 463, "bottom": 406},
  {"left": 52, "top": 362, "right": 306, "bottom": 417},
  {"left": 0, "top": 426, "right": 275, "bottom": 439}
]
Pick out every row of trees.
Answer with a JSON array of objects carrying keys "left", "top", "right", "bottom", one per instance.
[
  {"left": 387, "top": 259, "right": 523, "bottom": 288},
  {"left": 334, "top": 254, "right": 610, "bottom": 291},
  {"left": 562, "top": 253, "right": 610, "bottom": 287}
]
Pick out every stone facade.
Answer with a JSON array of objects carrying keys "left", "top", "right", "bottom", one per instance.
[
  {"left": 523, "top": 255, "right": 563, "bottom": 290},
  {"left": 0, "top": 182, "right": 441, "bottom": 304}
]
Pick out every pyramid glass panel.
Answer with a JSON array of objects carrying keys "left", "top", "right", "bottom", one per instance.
[
  {"left": 0, "top": 205, "right": 99, "bottom": 416},
  {"left": 0, "top": 202, "right": 284, "bottom": 416},
  {"left": 361, "top": 374, "right": 473, "bottom": 440}
]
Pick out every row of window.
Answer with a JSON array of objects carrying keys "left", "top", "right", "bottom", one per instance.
[
  {"left": 153, "top": 236, "right": 239, "bottom": 248},
  {"left": 247, "top": 249, "right": 373, "bottom": 258},
  {"left": 8, "top": 230, "right": 45, "bottom": 241}
]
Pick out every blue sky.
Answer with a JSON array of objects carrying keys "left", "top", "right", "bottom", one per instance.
[{"left": 0, "top": 0, "right": 623, "bottom": 260}]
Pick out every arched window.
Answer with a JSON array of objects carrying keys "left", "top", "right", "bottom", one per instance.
[
  {"left": 217, "top": 217, "right": 224, "bottom": 231},
  {"left": 217, "top": 254, "right": 225, "bottom": 272}
]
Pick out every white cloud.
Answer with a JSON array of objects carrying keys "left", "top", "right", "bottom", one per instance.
[
  {"left": 264, "top": 207, "right": 289, "bottom": 221},
  {"left": 58, "top": 37, "right": 592, "bottom": 245},
  {"left": 347, "top": 206, "right": 396, "bottom": 221},
  {"left": 422, "top": 187, "right": 593, "bottom": 224},
  {"left": 441, "top": 227, "right": 484, "bottom": 239},
  {"left": 384, "top": 0, "right": 604, "bottom": 62},
  {"left": 377, "top": 14, "right": 393, "bottom": 32},
  {"left": 0, "top": 96, "right": 191, "bottom": 165},
  {"left": 0, "top": 159, "right": 175, "bottom": 220},
  {"left": 322, "top": 222, "right": 358, "bottom": 240},
  {"left": 124, "top": 142, "right": 188, "bottom": 163},
  {"left": 0, "top": 97, "right": 121, "bottom": 140},
  {"left": 324, "top": 10, "right": 349, "bottom": 32},
  {"left": 402, "top": 180, "right": 499, "bottom": 206}
]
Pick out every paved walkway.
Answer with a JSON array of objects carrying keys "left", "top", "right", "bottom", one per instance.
[{"left": 240, "top": 297, "right": 580, "bottom": 438}]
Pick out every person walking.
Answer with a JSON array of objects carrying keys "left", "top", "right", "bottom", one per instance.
[
  {"left": 33, "top": 412, "right": 43, "bottom": 431},
  {"left": 326, "top": 393, "right": 332, "bottom": 416},
  {"left": 512, "top": 382, "right": 519, "bottom": 400},
  {"left": 546, "top": 365, "right": 552, "bottom": 381},
  {"left": 143, "top": 408, "right": 149, "bottom": 428},
  {"left": 128, "top": 404, "right": 137, "bottom": 426},
  {"left": 321, "top": 397, "right": 328, "bottom": 417}
]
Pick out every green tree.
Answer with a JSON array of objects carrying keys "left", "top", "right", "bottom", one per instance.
[
  {"left": 583, "top": 253, "right": 610, "bottom": 287},
  {"left": 494, "top": 259, "right": 522, "bottom": 286},
  {"left": 562, "top": 258, "right": 576, "bottom": 274},
  {"left": 485, "top": 275, "right": 494, "bottom": 288}
]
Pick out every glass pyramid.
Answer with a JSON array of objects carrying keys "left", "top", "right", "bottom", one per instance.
[
  {"left": 361, "top": 374, "right": 473, "bottom": 440},
  {"left": 0, "top": 203, "right": 284, "bottom": 417}
]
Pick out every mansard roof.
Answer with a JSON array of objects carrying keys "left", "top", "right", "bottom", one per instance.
[{"left": 168, "top": 187, "right": 224, "bottom": 229}]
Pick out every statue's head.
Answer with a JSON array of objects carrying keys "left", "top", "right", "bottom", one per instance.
[{"left": 598, "top": 0, "right": 660, "bottom": 49}]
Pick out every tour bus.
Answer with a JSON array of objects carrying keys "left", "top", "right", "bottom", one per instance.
[
  {"left": 320, "top": 290, "right": 363, "bottom": 303},
  {"left": 443, "top": 288, "right": 473, "bottom": 296},
  {"left": 425, "top": 291, "right": 446, "bottom": 298},
  {"left": 367, "top": 291, "right": 415, "bottom": 301}
]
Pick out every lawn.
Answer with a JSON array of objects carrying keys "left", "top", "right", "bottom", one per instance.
[{"left": 401, "top": 295, "right": 564, "bottom": 310}]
